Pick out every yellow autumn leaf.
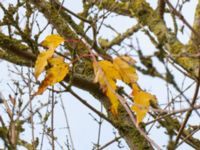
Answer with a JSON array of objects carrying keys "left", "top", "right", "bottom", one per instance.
[
  {"left": 47, "top": 57, "right": 69, "bottom": 82},
  {"left": 113, "top": 56, "right": 138, "bottom": 84},
  {"left": 34, "top": 57, "right": 69, "bottom": 95},
  {"left": 34, "top": 48, "right": 54, "bottom": 79},
  {"left": 93, "top": 60, "right": 121, "bottom": 89},
  {"left": 34, "top": 34, "right": 64, "bottom": 79},
  {"left": 131, "top": 83, "right": 156, "bottom": 124},
  {"left": 93, "top": 60, "right": 121, "bottom": 114},
  {"left": 106, "top": 88, "right": 119, "bottom": 114},
  {"left": 41, "top": 34, "right": 64, "bottom": 49},
  {"left": 93, "top": 57, "right": 157, "bottom": 121}
]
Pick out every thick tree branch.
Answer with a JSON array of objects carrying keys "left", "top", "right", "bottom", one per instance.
[
  {"left": 87, "top": 0, "right": 199, "bottom": 77},
  {"left": 189, "top": 0, "right": 200, "bottom": 45},
  {"left": 1, "top": 1, "right": 200, "bottom": 149},
  {"left": 29, "top": 0, "right": 91, "bottom": 56},
  {"left": 98, "top": 23, "right": 141, "bottom": 50},
  {"left": 1, "top": 31, "right": 200, "bottom": 149},
  {"left": 0, "top": 32, "right": 36, "bottom": 66}
]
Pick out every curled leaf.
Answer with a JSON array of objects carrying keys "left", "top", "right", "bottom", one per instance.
[
  {"left": 34, "top": 48, "right": 54, "bottom": 79},
  {"left": 34, "top": 57, "right": 69, "bottom": 95},
  {"left": 93, "top": 60, "right": 120, "bottom": 114},
  {"left": 113, "top": 56, "right": 138, "bottom": 84},
  {"left": 34, "top": 34, "right": 64, "bottom": 79}
]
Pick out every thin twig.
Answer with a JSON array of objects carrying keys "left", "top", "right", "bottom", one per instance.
[
  {"left": 96, "top": 104, "right": 103, "bottom": 149},
  {"left": 146, "top": 104, "right": 200, "bottom": 125},
  {"left": 60, "top": 82, "right": 112, "bottom": 124},
  {"left": 174, "top": 60, "right": 200, "bottom": 147},
  {"left": 28, "top": 69, "right": 35, "bottom": 149},
  {"left": 165, "top": 0, "right": 200, "bottom": 40},
  {"left": 60, "top": 95, "right": 75, "bottom": 150},
  {"left": 98, "top": 136, "right": 122, "bottom": 150},
  {"left": 177, "top": 126, "right": 200, "bottom": 147},
  {"left": 51, "top": 86, "right": 55, "bottom": 150}
]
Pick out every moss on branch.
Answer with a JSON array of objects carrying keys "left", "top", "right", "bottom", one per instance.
[
  {"left": 90, "top": 0, "right": 200, "bottom": 77},
  {"left": 30, "top": 0, "right": 90, "bottom": 56},
  {"left": 0, "top": 32, "right": 36, "bottom": 66}
]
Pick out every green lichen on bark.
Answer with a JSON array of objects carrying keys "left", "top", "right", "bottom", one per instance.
[
  {"left": 0, "top": 50, "right": 32, "bottom": 66},
  {"left": 98, "top": 24, "right": 141, "bottom": 50},
  {"left": 129, "top": 1, "right": 200, "bottom": 77},
  {"left": 93, "top": 0, "right": 200, "bottom": 77},
  {"left": 190, "top": 0, "right": 200, "bottom": 45},
  {"left": 0, "top": 32, "right": 35, "bottom": 66},
  {"left": 30, "top": 0, "right": 90, "bottom": 56},
  {"left": 108, "top": 106, "right": 153, "bottom": 150},
  {"left": 0, "top": 32, "right": 28, "bottom": 52}
]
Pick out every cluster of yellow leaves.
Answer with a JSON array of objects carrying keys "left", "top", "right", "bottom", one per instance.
[
  {"left": 34, "top": 35, "right": 69, "bottom": 95},
  {"left": 33, "top": 34, "right": 157, "bottom": 124},
  {"left": 93, "top": 56, "right": 156, "bottom": 123}
]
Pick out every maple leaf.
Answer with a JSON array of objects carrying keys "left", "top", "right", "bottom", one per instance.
[
  {"left": 34, "top": 48, "right": 54, "bottom": 79},
  {"left": 34, "top": 34, "right": 64, "bottom": 79},
  {"left": 131, "top": 83, "right": 156, "bottom": 124},
  {"left": 93, "top": 60, "right": 121, "bottom": 114},
  {"left": 113, "top": 56, "right": 138, "bottom": 84},
  {"left": 41, "top": 34, "right": 64, "bottom": 49},
  {"left": 34, "top": 57, "right": 69, "bottom": 95}
]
